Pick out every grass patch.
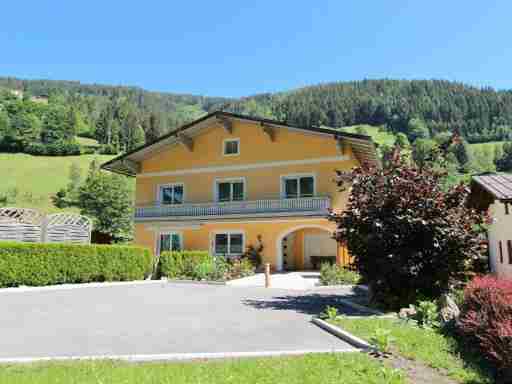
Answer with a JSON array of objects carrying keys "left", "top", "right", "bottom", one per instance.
[
  {"left": 0, "top": 153, "right": 120, "bottom": 212},
  {"left": 75, "top": 136, "right": 100, "bottom": 147},
  {"left": 0, "top": 354, "right": 405, "bottom": 384},
  {"left": 330, "top": 317, "right": 493, "bottom": 384},
  {"left": 338, "top": 125, "right": 397, "bottom": 147}
]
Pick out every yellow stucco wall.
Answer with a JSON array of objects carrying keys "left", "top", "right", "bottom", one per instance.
[
  {"left": 133, "top": 119, "right": 358, "bottom": 270},
  {"left": 136, "top": 218, "right": 344, "bottom": 271}
]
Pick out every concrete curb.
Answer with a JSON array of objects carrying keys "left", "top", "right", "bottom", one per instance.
[
  {"left": 0, "top": 279, "right": 168, "bottom": 294},
  {"left": 313, "top": 284, "right": 369, "bottom": 291},
  {"left": 0, "top": 348, "right": 358, "bottom": 364},
  {"left": 312, "top": 318, "right": 372, "bottom": 350},
  {"left": 165, "top": 279, "right": 227, "bottom": 286}
]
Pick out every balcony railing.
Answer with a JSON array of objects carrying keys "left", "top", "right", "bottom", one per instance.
[{"left": 134, "top": 196, "right": 331, "bottom": 221}]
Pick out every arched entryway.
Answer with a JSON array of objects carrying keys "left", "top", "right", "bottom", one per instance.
[{"left": 275, "top": 225, "right": 338, "bottom": 271}]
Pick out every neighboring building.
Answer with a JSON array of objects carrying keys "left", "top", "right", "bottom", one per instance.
[
  {"left": 102, "top": 111, "right": 379, "bottom": 271},
  {"left": 470, "top": 173, "right": 512, "bottom": 278}
]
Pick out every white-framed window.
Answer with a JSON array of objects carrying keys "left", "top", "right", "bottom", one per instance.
[
  {"left": 158, "top": 232, "right": 182, "bottom": 255},
  {"left": 281, "top": 174, "right": 315, "bottom": 199},
  {"left": 158, "top": 183, "right": 184, "bottom": 205},
  {"left": 223, "top": 138, "right": 240, "bottom": 156},
  {"left": 215, "top": 178, "right": 245, "bottom": 202},
  {"left": 213, "top": 232, "right": 245, "bottom": 258}
]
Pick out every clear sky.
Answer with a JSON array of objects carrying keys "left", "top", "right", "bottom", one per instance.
[{"left": 1, "top": 1, "right": 510, "bottom": 97}]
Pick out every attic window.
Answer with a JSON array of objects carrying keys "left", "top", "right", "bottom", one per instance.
[{"left": 223, "top": 139, "right": 240, "bottom": 156}]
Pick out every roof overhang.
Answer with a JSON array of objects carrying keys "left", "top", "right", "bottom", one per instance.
[{"left": 101, "top": 111, "right": 380, "bottom": 176}]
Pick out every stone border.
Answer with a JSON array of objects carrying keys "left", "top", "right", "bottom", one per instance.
[
  {"left": 312, "top": 318, "right": 373, "bottom": 350},
  {"left": 314, "top": 284, "right": 369, "bottom": 291},
  {"left": 0, "top": 348, "right": 358, "bottom": 364},
  {"left": 0, "top": 279, "right": 168, "bottom": 294},
  {"left": 165, "top": 279, "right": 226, "bottom": 286}
]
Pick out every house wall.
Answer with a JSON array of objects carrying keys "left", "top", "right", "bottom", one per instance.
[
  {"left": 133, "top": 119, "right": 358, "bottom": 270},
  {"left": 488, "top": 202, "right": 512, "bottom": 279},
  {"left": 135, "top": 219, "right": 345, "bottom": 270},
  {"left": 135, "top": 120, "right": 357, "bottom": 208}
]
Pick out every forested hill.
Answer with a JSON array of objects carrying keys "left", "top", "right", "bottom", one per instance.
[
  {"left": 223, "top": 80, "right": 512, "bottom": 143},
  {"left": 2, "top": 77, "right": 512, "bottom": 158},
  {"left": 0, "top": 77, "right": 229, "bottom": 155}
]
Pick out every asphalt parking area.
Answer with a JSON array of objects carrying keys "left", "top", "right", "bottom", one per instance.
[{"left": 0, "top": 282, "right": 365, "bottom": 360}]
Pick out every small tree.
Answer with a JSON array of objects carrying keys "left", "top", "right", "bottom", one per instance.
[
  {"left": 77, "top": 160, "right": 133, "bottom": 242},
  {"left": 330, "top": 159, "right": 485, "bottom": 309}
]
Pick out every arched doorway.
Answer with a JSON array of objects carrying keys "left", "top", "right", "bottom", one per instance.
[{"left": 275, "top": 224, "right": 338, "bottom": 271}]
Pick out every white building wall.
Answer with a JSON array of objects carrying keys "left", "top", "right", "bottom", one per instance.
[{"left": 488, "top": 202, "right": 512, "bottom": 279}]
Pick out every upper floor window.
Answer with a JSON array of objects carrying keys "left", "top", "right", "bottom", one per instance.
[
  {"left": 223, "top": 138, "right": 240, "bottom": 156},
  {"left": 158, "top": 183, "right": 184, "bottom": 205},
  {"left": 216, "top": 178, "right": 245, "bottom": 202},
  {"left": 282, "top": 175, "right": 315, "bottom": 199}
]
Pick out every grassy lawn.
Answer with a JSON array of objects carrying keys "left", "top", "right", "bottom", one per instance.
[
  {"left": 330, "top": 317, "right": 493, "bottom": 384},
  {"left": 0, "top": 354, "right": 405, "bottom": 384},
  {"left": 0, "top": 153, "right": 118, "bottom": 212}
]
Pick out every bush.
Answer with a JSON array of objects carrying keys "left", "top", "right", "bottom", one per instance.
[
  {"left": 458, "top": 275, "right": 512, "bottom": 371},
  {"left": 0, "top": 242, "right": 153, "bottom": 287},
  {"left": 25, "top": 141, "right": 82, "bottom": 156},
  {"left": 330, "top": 161, "right": 485, "bottom": 309},
  {"left": 159, "top": 251, "right": 211, "bottom": 279},
  {"left": 320, "top": 263, "right": 361, "bottom": 285},
  {"left": 159, "top": 251, "right": 255, "bottom": 281}
]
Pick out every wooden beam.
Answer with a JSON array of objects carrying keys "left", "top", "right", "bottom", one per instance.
[
  {"left": 217, "top": 117, "right": 233, "bottom": 134},
  {"left": 177, "top": 134, "right": 193, "bottom": 152},
  {"left": 261, "top": 123, "right": 276, "bottom": 142},
  {"left": 121, "top": 159, "right": 141, "bottom": 174}
]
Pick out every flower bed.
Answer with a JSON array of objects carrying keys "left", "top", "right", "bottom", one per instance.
[{"left": 159, "top": 251, "right": 255, "bottom": 282}]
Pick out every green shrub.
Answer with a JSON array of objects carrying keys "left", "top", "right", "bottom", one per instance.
[
  {"left": 412, "top": 300, "right": 440, "bottom": 329},
  {"left": 159, "top": 251, "right": 211, "bottom": 279},
  {"left": 159, "top": 252, "right": 255, "bottom": 281},
  {"left": 0, "top": 242, "right": 153, "bottom": 287},
  {"left": 320, "top": 263, "right": 361, "bottom": 285}
]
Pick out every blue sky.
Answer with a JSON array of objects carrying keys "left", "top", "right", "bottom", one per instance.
[{"left": 1, "top": 1, "right": 510, "bottom": 97}]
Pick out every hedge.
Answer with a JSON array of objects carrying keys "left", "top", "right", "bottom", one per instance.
[
  {"left": 159, "top": 250, "right": 211, "bottom": 279},
  {"left": 0, "top": 242, "right": 153, "bottom": 287}
]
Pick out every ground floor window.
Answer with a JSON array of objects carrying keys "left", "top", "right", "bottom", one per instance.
[
  {"left": 214, "top": 232, "right": 244, "bottom": 257},
  {"left": 159, "top": 232, "right": 182, "bottom": 254}
]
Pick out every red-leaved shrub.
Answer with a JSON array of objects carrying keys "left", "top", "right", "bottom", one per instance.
[{"left": 458, "top": 275, "right": 512, "bottom": 370}]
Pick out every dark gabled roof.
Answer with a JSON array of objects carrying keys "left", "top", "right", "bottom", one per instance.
[
  {"left": 472, "top": 173, "right": 512, "bottom": 201},
  {"left": 101, "top": 110, "right": 379, "bottom": 176}
]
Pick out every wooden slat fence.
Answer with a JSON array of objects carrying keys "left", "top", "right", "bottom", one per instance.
[{"left": 0, "top": 208, "right": 92, "bottom": 244}]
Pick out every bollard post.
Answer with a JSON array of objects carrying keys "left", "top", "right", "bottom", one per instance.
[{"left": 265, "top": 263, "right": 271, "bottom": 288}]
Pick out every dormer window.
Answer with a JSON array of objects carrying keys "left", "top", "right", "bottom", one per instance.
[{"left": 223, "top": 138, "right": 240, "bottom": 156}]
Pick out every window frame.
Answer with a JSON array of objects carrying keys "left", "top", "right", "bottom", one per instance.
[
  {"left": 157, "top": 231, "right": 183, "bottom": 255},
  {"left": 157, "top": 183, "right": 185, "bottom": 205},
  {"left": 280, "top": 173, "right": 316, "bottom": 199},
  {"left": 211, "top": 231, "right": 245, "bottom": 258},
  {"left": 223, "top": 138, "right": 240, "bottom": 157},
  {"left": 214, "top": 177, "right": 246, "bottom": 202}
]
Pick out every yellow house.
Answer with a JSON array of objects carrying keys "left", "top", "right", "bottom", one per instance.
[{"left": 102, "top": 112, "right": 379, "bottom": 271}]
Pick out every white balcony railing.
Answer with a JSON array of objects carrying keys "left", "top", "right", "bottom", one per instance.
[{"left": 134, "top": 196, "right": 331, "bottom": 220}]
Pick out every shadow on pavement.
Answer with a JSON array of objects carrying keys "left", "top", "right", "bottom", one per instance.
[{"left": 243, "top": 293, "right": 374, "bottom": 316}]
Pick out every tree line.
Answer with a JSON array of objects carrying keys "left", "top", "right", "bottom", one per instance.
[
  {"left": 0, "top": 77, "right": 229, "bottom": 155},
  {"left": 223, "top": 79, "right": 512, "bottom": 144}
]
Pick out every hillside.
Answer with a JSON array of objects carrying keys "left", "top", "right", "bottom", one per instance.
[
  {"left": 0, "top": 153, "right": 119, "bottom": 213},
  {"left": 224, "top": 80, "right": 512, "bottom": 144}
]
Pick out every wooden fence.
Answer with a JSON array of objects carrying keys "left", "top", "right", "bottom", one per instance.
[{"left": 0, "top": 208, "right": 92, "bottom": 244}]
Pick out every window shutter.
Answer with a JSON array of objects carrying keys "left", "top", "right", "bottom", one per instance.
[{"left": 499, "top": 241, "right": 504, "bottom": 263}]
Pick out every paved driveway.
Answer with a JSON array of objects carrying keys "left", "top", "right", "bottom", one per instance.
[{"left": 0, "top": 282, "right": 364, "bottom": 359}]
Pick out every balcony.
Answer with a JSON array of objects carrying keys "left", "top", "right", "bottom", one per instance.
[{"left": 134, "top": 196, "right": 331, "bottom": 221}]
